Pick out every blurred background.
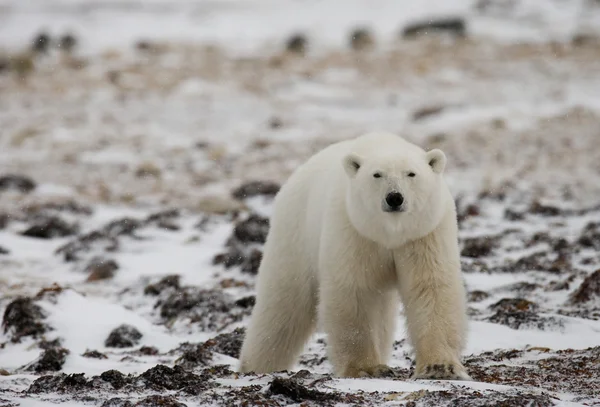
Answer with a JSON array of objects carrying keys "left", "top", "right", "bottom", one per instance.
[{"left": 1, "top": 0, "right": 600, "bottom": 210}]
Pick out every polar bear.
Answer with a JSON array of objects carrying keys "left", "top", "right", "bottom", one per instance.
[{"left": 238, "top": 132, "right": 469, "bottom": 380}]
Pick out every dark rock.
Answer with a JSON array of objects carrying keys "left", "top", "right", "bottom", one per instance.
[
  {"left": 578, "top": 222, "right": 600, "bottom": 250},
  {"left": 104, "top": 217, "right": 142, "bottom": 237},
  {"left": 0, "top": 245, "right": 9, "bottom": 255},
  {"left": 145, "top": 209, "right": 180, "bottom": 231},
  {"left": 27, "top": 373, "right": 89, "bottom": 394},
  {"left": 402, "top": 17, "right": 467, "bottom": 39},
  {"left": 138, "top": 365, "right": 203, "bottom": 391},
  {"left": 144, "top": 275, "right": 181, "bottom": 296},
  {"left": 105, "top": 324, "right": 143, "bottom": 348},
  {"left": 286, "top": 34, "right": 308, "bottom": 54},
  {"left": 26, "top": 347, "right": 69, "bottom": 373},
  {"left": 569, "top": 269, "right": 600, "bottom": 304},
  {"left": 56, "top": 216, "right": 144, "bottom": 261},
  {"left": 461, "top": 236, "right": 496, "bottom": 258},
  {"left": 174, "top": 343, "right": 213, "bottom": 370},
  {"left": 0, "top": 213, "right": 9, "bottom": 229},
  {"left": 234, "top": 295, "right": 256, "bottom": 309},
  {"left": 491, "top": 298, "right": 538, "bottom": 313},
  {"left": 82, "top": 350, "right": 108, "bottom": 359},
  {"left": 268, "top": 377, "right": 338, "bottom": 402},
  {"left": 412, "top": 105, "right": 445, "bottom": 121},
  {"left": 268, "top": 117, "right": 284, "bottom": 129},
  {"left": 504, "top": 208, "right": 525, "bottom": 221},
  {"left": 24, "top": 200, "right": 93, "bottom": 215},
  {"left": 58, "top": 33, "right": 77, "bottom": 52},
  {"left": 212, "top": 246, "right": 245, "bottom": 268},
  {"left": 39, "top": 338, "right": 62, "bottom": 350},
  {"left": 2, "top": 297, "right": 47, "bottom": 342},
  {"left": 241, "top": 249, "right": 262, "bottom": 274},
  {"left": 233, "top": 214, "right": 269, "bottom": 243},
  {"left": 529, "top": 201, "right": 563, "bottom": 217},
  {"left": 135, "top": 396, "right": 187, "bottom": 407},
  {"left": 85, "top": 257, "right": 119, "bottom": 282},
  {"left": 232, "top": 181, "right": 280, "bottom": 200},
  {"left": 203, "top": 327, "right": 245, "bottom": 358},
  {"left": 0, "top": 174, "right": 36, "bottom": 193},
  {"left": 101, "top": 398, "right": 133, "bottom": 407},
  {"left": 138, "top": 346, "right": 159, "bottom": 356},
  {"left": 0, "top": 56, "right": 9, "bottom": 73},
  {"left": 100, "top": 370, "right": 131, "bottom": 390},
  {"left": 32, "top": 32, "right": 51, "bottom": 53},
  {"left": 488, "top": 298, "right": 562, "bottom": 330},
  {"left": 349, "top": 27, "right": 375, "bottom": 50},
  {"left": 468, "top": 290, "right": 489, "bottom": 302},
  {"left": 157, "top": 287, "right": 247, "bottom": 331},
  {"left": 21, "top": 216, "right": 78, "bottom": 239}
]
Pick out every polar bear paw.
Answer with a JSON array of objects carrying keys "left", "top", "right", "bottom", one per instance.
[
  {"left": 356, "top": 364, "right": 397, "bottom": 378},
  {"left": 412, "top": 363, "right": 471, "bottom": 381}
]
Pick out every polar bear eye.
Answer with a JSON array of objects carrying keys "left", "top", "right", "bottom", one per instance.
[
  {"left": 373, "top": 172, "right": 382, "bottom": 178},
  {"left": 408, "top": 172, "right": 416, "bottom": 177}
]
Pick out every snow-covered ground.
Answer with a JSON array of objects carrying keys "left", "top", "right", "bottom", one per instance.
[{"left": 1, "top": 0, "right": 600, "bottom": 406}]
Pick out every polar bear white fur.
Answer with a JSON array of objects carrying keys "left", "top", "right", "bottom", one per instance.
[{"left": 238, "top": 132, "right": 469, "bottom": 380}]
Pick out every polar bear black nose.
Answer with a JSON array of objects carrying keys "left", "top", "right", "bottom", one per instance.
[{"left": 385, "top": 192, "right": 404, "bottom": 209}]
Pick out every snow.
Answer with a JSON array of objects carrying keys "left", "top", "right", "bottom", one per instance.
[{"left": 1, "top": 0, "right": 600, "bottom": 405}]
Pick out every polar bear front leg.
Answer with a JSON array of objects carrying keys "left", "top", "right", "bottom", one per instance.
[
  {"left": 320, "top": 282, "right": 396, "bottom": 379},
  {"left": 394, "top": 216, "right": 470, "bottom": 381}
]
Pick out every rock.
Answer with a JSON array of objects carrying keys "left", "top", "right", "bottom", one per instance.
[
  {"left": 212, "top": 246, "right": 245, "bottom": 268},
  {"left": 138, "top": 346, "right": 159, "bottom": 356},
  {"left": 82, "top": 350, "right": 108, "bottom": 359},
  {"left": 144, "top": 275, "right": 181, "bottom": 296},
  {"left": 0, "top": 213, "right": 9, "bottom": 229},
  {"left": 145, "top": 209, "right": 180, "bottom": 231},
  {"left": 32, "top": 32, "right": 51, "bottom": 53},
  {"left": 26, "top": 347, "right": 70, "bottom": 373},
  {"left": 233, "top": 214, "right": 269, "bottom": 243},
  {"left": 349, "top": 27, "right": 375, "bottom": 51},
  {"left": 0, "top": 245, "right": 9, "bottom": 255},
  {"left": 174, "top": 343, "right": 213, "bottom": 371},
  {"left": 268, "top": 117, "right": 284, "bottom": 129},
  {"left": 2, "top": 297, "right": 47, "bottom": 342},
  {"left": 461, "top": 236, "right": 496, "bottom": 258},
  {"left": 58, "top": 33, "right": 77, "bottom": 52},
  {"left": 135, "top": 162, "right": 162, "bottom": 179},
  {"left": 101, "top": 399, "right": 133, "bottom": 407},
  {"left": 578, "top": 222, "right": 600, "bottom": 250},
  {"left": 10, "top": 54, "right": 35, "bottom": 78},
  {"left": 27, "top": 373, "right": 89, "bottom": 394},
  {"left": 135, "top": 396, "right": 187, "bottom": 407},
  {"left": 85, "top": 257, "right": 119, "bottom": 282},
  {"left": 234, "top": 295, "right": 256, "bottom": 309},
  {"left": 491, "top": 298, "right": 538, "bottom": 313},
  {"left": 468, "top": 290, "right": 489, "bottom": 302},
  {"left": 488, "top": 298, "right": 562, "bottom": 330},
  {"left": 232, "top": 181, "right": 280, "bottom": 200},
  {"left": 529, "top": 201, "right": 563, "bottom": 217},
  {"left": 569, "top": 269, "right": 600, "bottom": 304},
  {"left": 138, "top": 365, "right": 203, "bottom": 391},
  {"left": 412, "top": 105, "right": 445, "bottom": 121},
  {"left": 105, "top": 324, "right": 143, "bottom": 348},
  {"left": 0, "top": 174, "right": 36, "bottom": 193},
  {"left": 0, "top": 55, "right": 9, "bottom": 73},
  {"left": 286, "top": 34, "right": 308, "bottom": 55},
  {"left": 402, "top": 17, "right": 467, "bottom": 39},
  {"left": 157, "top": 287, "right": 247, "bottom": 331},
  {"left": 202, "top": 327, "right": 246, "bottom": 359},
  {"left": 268, "top": 377, "right": 338, "bottom": 402},
  {"left": 100, "top": 370, "right": 132, "bottom": 390},
  {"left": 21, "top": 216, "right": 78, "bottom": 239},
  {"left": 241, "top": 249, "right": 262, "bottom": 275}
]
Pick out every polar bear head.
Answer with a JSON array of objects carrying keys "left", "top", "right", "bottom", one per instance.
[{"left": 342, "top": 133, "right": 450, "bottom": 248}]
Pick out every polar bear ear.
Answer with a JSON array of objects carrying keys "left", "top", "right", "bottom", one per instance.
[
  {"left": 426, "top": 149, "right": 447, "bottom": 174},
  {"left": 343, "top": 153, "right": 362, "bottom": 178}
]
